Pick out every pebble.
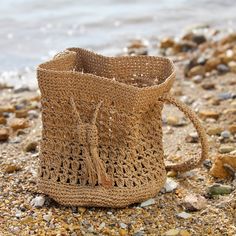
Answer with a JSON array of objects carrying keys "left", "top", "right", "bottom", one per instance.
[
  {"left": 219, "top": 145, "right": 235, "bottom": 154},
  {"left": 119, "top": 229, "right": 128, "bottom": 236},
  {"left": 140, "top": 198, "right": 155, "bottom": 207},
  {"left": 167, "top": 170, "right": 177, "bottom": 177},
  {"left": 0, "top": 105, "right": 15, "bottom": 113},
  {"left": 10, "top": 118, "right": 29, "bottom": 131},
  {"left": 228, "top": 61, "right": 236, "bottom": 73},
  {"left": 43, "top": 212, "right": 52, "bottom": 222},
  {"left": 14, "top": 86, "right": 30, "bottom": 93},
  {"left": 15, "top": 109, "right": 28, "bottom": 118},
  {"left": 15, "top": 209, "right": 22, "bottom": 219},
  {"left": 192, "top": 34, "right": 206, "bottom": 45},
  {"left": 25, "top": 141, "right": 38, "bottom": 152},
  {"left": 4, "top": 164, "right": 21, "bottom": 173},
  {"left": 164, "top": 178, "right": 179, "bottom": 193},
  {"left": 217, "top": 64, "right": 230, "bottom": 74},
  {"left": 210, "top": 154, "right": 236, "bottom": 178},
  {"left": 201, "top": 82, "right": 215, "bottom": 90},
  {"left": 229, "top": 124, "right": 236, "bottom": 134},
  {"left": 220, "top": 130, "right": 231, "bottom": 138},
  {"left": 207, "top": 126, "right": 223, "bottom": 135},
  {"left": 205, "top": 57, "right": 221, "bottom": 72},
  {"left": 192, "top": 75, "right": 203, "bottom": 84},
  {"left": 0, "top": 116, "right": 7, "bottom": 125},
  {"left": 166, "top": 116, "right": 180, "bottom": 126},
  {"left": 199, "top": 110, "right": 219, "bottom": 120},
  {"left": 203, "top": 159, "right": 212, "bottom": 169},
  {"left": 188, "top": 65, "right": 205, "bottom": 77},
  {"left": 182, "top": 194, "right": 207, "bottom": 211},
  {"left": 30, "top": 196, "right": 45, "bottom": 207},
  {"left": 160, "top": 37, "right": 175, "bottom": 49},
  {"left": 217, "top": 92, "right": 233, "bottom": 101},
  {"left": 207, "top": 184, "right": 233, "bottom": 196},
  {"left": 185, "top": 132, "right": 199, "bottom": 143},
  {"left": 0, "top": 128, "right": 9, "bottom": 141},
  {"left": 164, "top": 229, "right": 191, "bottom": 236},
  {"left": 176, "top": 212, "right": 192, "bottom": 219},
  {"left": 98, "top": 222, "right": 105, "bottom": 230},
  {"left": 119, "top": 222, "right": 128, "bottom": 229}
]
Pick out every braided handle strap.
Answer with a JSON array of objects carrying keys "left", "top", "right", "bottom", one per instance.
[{"left": 159, "top": 94, "right": 209, "bottom": 172}]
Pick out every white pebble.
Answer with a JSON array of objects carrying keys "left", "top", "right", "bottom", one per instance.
[
  {"left": 30, "top": 196, "right": 45, "bottom": 207},
  {"left": 119, "top": 222, "right": 128, "bottom": 229},
  {"left": 43, "top": 212, "right": 52, "bottom": 222},
  {"left": 176, "top": 211, "right": 192, "bottom": 219},
  {"left": 164, "top": 178, "right": 179, "bottom": 192},
  {"left": 140, "top": 198, "right": 155, "bottom": 207}
]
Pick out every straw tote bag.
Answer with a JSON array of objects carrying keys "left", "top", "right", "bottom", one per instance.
[{"left": 37, "top": 48, "right": 208, "bottom": 207}]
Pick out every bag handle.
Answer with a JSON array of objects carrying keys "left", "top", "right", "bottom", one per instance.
[{"left": 159, "top": 94, "right": 209, "bottom": 172}]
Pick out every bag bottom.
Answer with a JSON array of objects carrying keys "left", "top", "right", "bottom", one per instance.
[{"left": 37, "top": 178, "right": 165, "bottom": 208}]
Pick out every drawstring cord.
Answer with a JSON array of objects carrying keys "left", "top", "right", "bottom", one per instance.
[{"left": 70, "top": 98, "right": 112, "bottom": 188}]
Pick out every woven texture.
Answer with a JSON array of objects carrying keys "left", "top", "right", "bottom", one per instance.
[{"left": 37, "top": 48, "right": 208, "bottom": 207}]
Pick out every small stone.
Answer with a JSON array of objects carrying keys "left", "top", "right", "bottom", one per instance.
[
  {"left": 182, "top": 194, "right": 207, "bottom": 211},
  {"left": 163, "top": 229, "right": 191, "bottom": 236},
  {"left": 192, "top": 34, "right": 206, "bottom": 45},
  {"left": 160, "top": 37, "right": 175, "bottom": 49},
  {"left": 205, "top": 57, "right": 221, "bottom": 72},
  {"left": 0, "top": 116, "right": 7, "bottom": 125},
  {"left": 176, "top": 212, "right": 192, "bottom": 219},
  {"left": 228, "top": 61, "right": 236, "bottom": 73},
  {"left": 220, "top": 130, "right": 231, "bottom": 138},
  {"left": 119, "top": 229, "right": 128, "bottom": 236},
  {"left": 0, "top": 128, "right": 9, "bottom": 141},
  {"left": 173, "top": 40, "right": 197, "bottom": 53},
  {"left": 207, "top": 126, "right": 223, "bottom": 135},
  {"left": 229, "top": 124, "right": 236, "bottom": 134},
  {"left": 199, "top": 110, "right": 219, "bottom": 120},
  {"left": 166, "top": 116, "right": 180, "bottom": 126},
  {"left": 14, "top": 86, "right": 30, "bottom": 93},
  {"left": 210, "top": 154, "right": 236, "bottom": 178},
  {"left": 25, "top": 141, "right": 38, "bottom": 152},
  {"left": 203, "top": 159, "right": 212, "bottom": 169},
  {"left": 98, "top": 222, "right": 105, "bottom": 230},
  {"left": 5, "top": 164, "right": 21, "bottom": 173},
  {"left": 78, "top": 207, "right": 86, "bottom": 214},
  {"left": 201, "top": 82, "right": 215, "bottom": 90},
  {"left": 219, "top": 145, "right": 235, "bottom": 154},
  {"left": 188, "top": 65, "right": 205, "bottom": 77},
  {"left": 0, "top": 105, "right": 15, "bottom": 113},
  {"left": 164, "top": 178, "right": 178, "bottom": 193},
  {"left": 10, "top": 118, "right": 29, "bottom": 131},
  {"left": 217, "top": 92, "right": 232, "bottom": 100},
  {"left": 185, "top": 132, "right": 198, "bottom": 143},
  {"left": 15, "top": 209, "right": 22, "bottom": 218},
  {"left": 15, "top": 109, "right": 28, "bottom": 118},
  {"left": 30, "top": 196, "right": 45, "bottom": 207},
  {"left": 140, "top": 198, "right": 155, "bottom": 207},
  {"left": 192, "top": 75, "right": 203, "bottom": 84},
  {"left": 43, "top": 212, "right": 52, "bottom": 222},
  {"left": 208, "top": 184, "right": 233, "bottom": 196},
  {"left": 119, "top": 222, "right": 128, "bottom": 229},
  {"left": 167, "top": 170, "right": 177, "bottom": 177},
  {"left": 217, "top": 64, "right": 230, "bottom": 74}
]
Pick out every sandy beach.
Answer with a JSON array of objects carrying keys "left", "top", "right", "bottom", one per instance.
[{"left": 0, "top": 24, "right": 236, "bottom": 235}]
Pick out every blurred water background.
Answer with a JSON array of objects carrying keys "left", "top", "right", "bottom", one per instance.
[{"left": 0, "top": 0, "right": 236, "bottom": 87}]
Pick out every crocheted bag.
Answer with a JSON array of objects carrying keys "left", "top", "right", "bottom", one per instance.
[{"left": 37, "top": 48, "right": 208, "bottom": 207}]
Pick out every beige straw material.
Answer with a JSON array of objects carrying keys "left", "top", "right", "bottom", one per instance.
[{"left": 37, "top": 48, "right": 208, "bottom": 207}]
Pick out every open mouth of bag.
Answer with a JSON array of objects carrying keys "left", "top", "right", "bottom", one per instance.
[{"left": 41, "top": 48, "right": 175, "bottom": 89}]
